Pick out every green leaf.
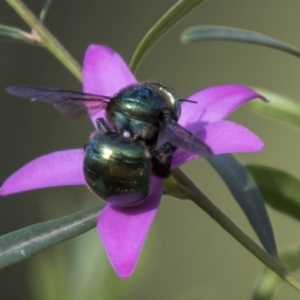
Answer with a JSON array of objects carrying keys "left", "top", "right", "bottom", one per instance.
[
  {"left": 129, "top": 0, "right": 205, "bottom": 72},
  {"left": 253, "top": 244, "right": 300, "bottom": 300},
  {"left": 39, "top": 0, "right": 52, "bottom": 23},
  {"left": 253, "top": 268, "right": 279, "bottom": 300},
  {"left": 0, "top": 204, "right": 104, "bottom": 269},
  {"left": 0, "top": 24, "right": 36, "bottom": 44},
  {"left": 180, "top": 25, "right": 300, "bottom": 60},
  {"left": 29, "top": 230, "right": 117, "bottom": 300},
  {"left": 248, "top": 165, "right": 300, "bottom": 221},
  {"left": 248, "top": 89, "right": 300, "bottom": 128},
  {"left": 207, "top": 155, "right": 277, "bottom": 256}
]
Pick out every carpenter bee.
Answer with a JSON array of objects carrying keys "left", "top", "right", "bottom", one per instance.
[
  {"left": 6, "top": 82, "right": 212, "bottom": 205},
  {"left": 84, "top": 118, "right": 151, "bottom": 206},
  {"left": 7, "top": 82, "right": 212, "bottom": 174}
]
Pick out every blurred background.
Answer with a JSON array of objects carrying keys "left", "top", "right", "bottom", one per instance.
[{"left": 0, "top": 0, "right": 300, "bottom": 299}]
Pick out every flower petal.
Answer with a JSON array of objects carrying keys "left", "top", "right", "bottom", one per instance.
[
  {"left": 83, "top": 44, "right": 138, "bottom": 125},
  {"left": 172, "top": 120, "right": 264, "bottom": 169},
  {"left": 97, "top": 176, "right": 164, "bottom": 278},
  {"left": 0, "top": 149, "right": 85, "bottom": 196},
  {"left": 179, "top": 85, "right": 267, "bottom": 132}
]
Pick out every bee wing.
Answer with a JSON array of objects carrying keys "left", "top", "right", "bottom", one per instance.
[
  {"left": 157, "top": 118, "right": 212, "bottom": 157},
  {"left": 6, "top": 85, "right": 110, "bottom": 120}
]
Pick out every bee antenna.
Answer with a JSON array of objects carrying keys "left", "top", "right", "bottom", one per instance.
[{"left": 178, "top": 99, "right": 197, "bottom": 104}]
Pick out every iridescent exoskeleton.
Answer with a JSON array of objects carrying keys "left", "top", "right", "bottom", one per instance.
[{"left": 6, "top": 82, "right": 212, "bottom": 205}]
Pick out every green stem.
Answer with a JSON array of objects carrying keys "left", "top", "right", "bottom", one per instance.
[
  {"left": 172, "top": 169, "right": 300, "bottom": 292},
  {"left": 6, "top": 0, "right": 82, "bottom": 81}
]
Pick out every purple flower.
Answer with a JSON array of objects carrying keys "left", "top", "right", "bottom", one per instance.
[{"left": 0, "top": 45, "right": 265, "bottom": 278}]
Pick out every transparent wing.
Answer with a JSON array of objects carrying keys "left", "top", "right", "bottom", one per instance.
[
  {"left": 6, "top": 85, "right": 111, "bottom": 119},
  {"left": 157, "top": 118, "right": 212, "bottom": 157}
]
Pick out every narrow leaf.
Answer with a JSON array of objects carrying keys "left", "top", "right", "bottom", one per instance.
[
  {"left": 248, "top": 88, "right": 300, "bottom": 128},
  {"left": 0, "top": 24, "right": 36, "bottom": 44},
  {"left": 207, "top": 154, "right": 277, "bottom": 256},
  {"left": 253, "top": 268, "right": 280, "bottom": 300},
  {"left": 129, "top": 0, "right": 205, "bottom": 72},
  {"left": 39, "top": 0, "right": 52, "bottom": 23},
  {"left": 0, "top": 204, "right": 104, "bottom": 269},
  {"left": 180, "top": 25, "right": 300, "bottom": 60},
  {"left": 248, "top": 165, "right": 300, "bottom": 221},
  {"left": 253, "top": 244, "right": 300, "bottom": 300}
]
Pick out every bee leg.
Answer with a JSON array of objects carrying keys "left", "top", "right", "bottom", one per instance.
[
  {"left": 150, "top": 143, "right": 174, "bottom": 178},
  {"left": 96, "top": 118, "right": 111, "bottom": 133}
]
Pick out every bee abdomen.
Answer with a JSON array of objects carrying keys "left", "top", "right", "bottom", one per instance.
[{"left": 83, "top": 132, "right": 150, "bottom": 206}]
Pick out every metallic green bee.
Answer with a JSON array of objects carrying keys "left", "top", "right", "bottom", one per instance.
[
  {"left": 84, "top": 118, "right": 150, "bottom": 206},
  {"left": 6, "top": 82, "right": 212, "bottom": 205}
]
